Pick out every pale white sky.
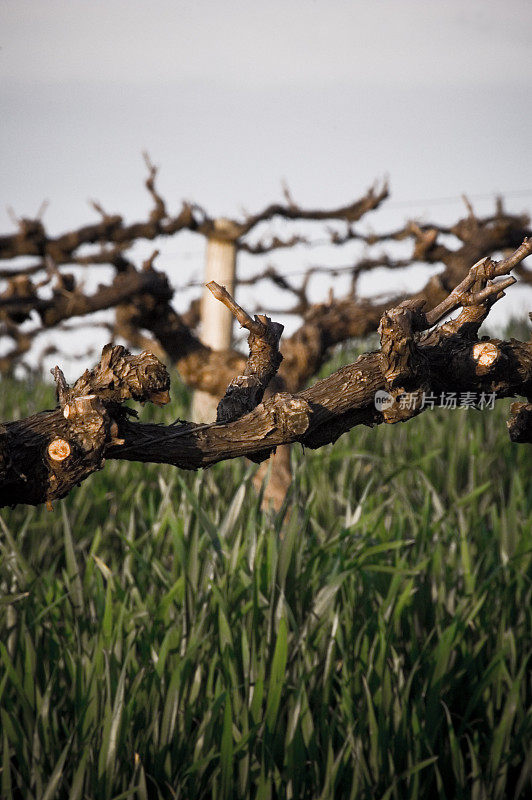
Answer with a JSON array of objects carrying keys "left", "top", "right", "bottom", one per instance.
[
  {"left": 1, "top": 0, "right": 531, "bottom": 371},
  {"left": 3, "top": 1, "right": 531, "bottom": 88}
]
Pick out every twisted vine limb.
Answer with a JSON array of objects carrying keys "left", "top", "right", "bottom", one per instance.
[{"left": 0, "top": 240, "right": 531, "bottom": 509}]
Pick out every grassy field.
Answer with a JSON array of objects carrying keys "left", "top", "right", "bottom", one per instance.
[{"left": 0, "top": 355, "right": 531, "bottom": 798}]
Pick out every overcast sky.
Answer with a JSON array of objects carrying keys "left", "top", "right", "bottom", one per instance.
[
  {"left": 4, "top": 1, "right": 531, "bottom": 88},
  {"left": 1, "top": 0, "right": 531, "bottom": 366}
]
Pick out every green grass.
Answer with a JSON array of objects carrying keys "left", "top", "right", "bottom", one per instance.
[{"left": 0, "top": 360, "right": 531, "bottom": 798}]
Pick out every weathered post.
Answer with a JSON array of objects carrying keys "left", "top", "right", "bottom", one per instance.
[{"left": 191, "top": 219, "right": 237, "bottom": 422}]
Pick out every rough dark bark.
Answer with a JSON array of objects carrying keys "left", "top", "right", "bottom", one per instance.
[
  {"left": 110, "top": 203, "right": 532, "bottom": 397},
  {"left": 1, "top": 162, "right": 530, "bottom": 389},
  {"left": 507, "top": 402, "right": 532, "bottom": 443},
  {"left": 1, "top": 240, "right": 530, "bottom": 510},
  {"left": 0, "top": 163, "right": 387, "bottom": 265},
  {"left": 0, "top": 262, "right": 172, "bottom": 327},
  {"left": 0, "top": 346, "right": 170, "bottom": 507},
  {"left": 206, "top": 282, "right": 284, "bottom": 423},
  {"left": 3, "top": 170, "right": 530, "bottom": 511}
]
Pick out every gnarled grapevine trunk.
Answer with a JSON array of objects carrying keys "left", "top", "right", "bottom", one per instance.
[{"left": 1, "top": 241, "right": 531, "bottom": 510}]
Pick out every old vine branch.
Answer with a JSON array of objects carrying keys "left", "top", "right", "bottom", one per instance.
[
  {"left": 0, "top": 240, "right": 530, "bottom": 509},
  {"left": 1, "top": 167, "right": 531, "bottom": 389},
  {"left": 207, "top": 281, "right": 284, "bottom": 423},
  {"left": 0, "top": 165, "right": 387, "bottom": 264}
]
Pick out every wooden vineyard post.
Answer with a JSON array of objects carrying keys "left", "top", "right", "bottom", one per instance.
[{"left": 191, "top": 220, "right": 237, "bottom": 422}]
